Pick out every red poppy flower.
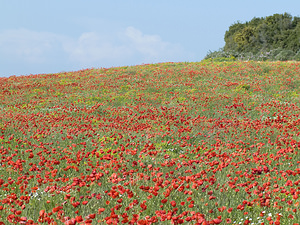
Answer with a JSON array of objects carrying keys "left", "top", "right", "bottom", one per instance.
[{"left": 170, "top": 200, "right": 176, "bottom": 207}]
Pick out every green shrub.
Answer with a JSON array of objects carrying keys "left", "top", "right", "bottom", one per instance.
[
  {"left": 293, "top": 50, "right": 300, "bottom": 61},
  {"left": 206, "top": 13, "right": 300, "bottom": 62},
  {"left": 204, "top": 48, "right": 300, "bottom": 62},
  {"left": 275, "top": 49, "right": 295, "bottom": 61}
]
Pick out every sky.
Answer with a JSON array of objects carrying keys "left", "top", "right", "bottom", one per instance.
[{"left": 1, "top": 0, "right": 300, "bottom": 77}]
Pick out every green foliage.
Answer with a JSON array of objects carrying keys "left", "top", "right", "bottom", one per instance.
[
  {"left": 209, "top": 12, "right": 300, "bottom": 62},
  {"left": 275, "top": 49, "right": 295, "bottom": 61},
  {"left": 204, "top": 49, "right": 239, "bottom": 61},
  {"left": 234, "top": 26, "right": 256, "bottom": 52},
  {"left": 224, "top": 22, "right": 245, "bottom": 51},
  {"left": 294, "top": 50, "right": 300, "bottom": 61}
]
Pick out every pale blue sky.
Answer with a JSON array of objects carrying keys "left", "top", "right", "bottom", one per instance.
[{"left": 1, "top": 0, "right": 300, "bottom": 77}]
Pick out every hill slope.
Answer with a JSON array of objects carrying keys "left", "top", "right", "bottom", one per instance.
[{"left": 1, "top": 61, "right": 300, "bottom": 224}]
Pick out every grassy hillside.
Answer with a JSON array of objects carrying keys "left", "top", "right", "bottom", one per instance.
[{"left": 0, "top": 61, "right": 300, "bottom": 224}]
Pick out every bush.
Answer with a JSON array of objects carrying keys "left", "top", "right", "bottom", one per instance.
[
  {"left": 275, "top": 49, "right": 295, "bottom": 61},
  {"left": 207, "top": 49, "right": 239, "bottom": 58},
  {"left": 204, "top": 48, "right": 300, "bottom": 62},
  {"left": 293, "top": 50, "right": 300, "bottom": 61},
  {"left": 212, "top": 56, "right": 236, "bottom": 62},
  {"left": 208, "top": 13, "right": 300, "bottom": 62}
]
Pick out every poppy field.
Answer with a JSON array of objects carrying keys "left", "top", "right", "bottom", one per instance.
[{"left": 1, "top": 61, "right": 300, "bottom": 224}]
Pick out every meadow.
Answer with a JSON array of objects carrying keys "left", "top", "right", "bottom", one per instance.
[{"left": 0, "top": 61, "right": 300, "bottom": 224}]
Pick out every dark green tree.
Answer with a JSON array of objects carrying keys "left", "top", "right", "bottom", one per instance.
[
  {"left": 234, "top": 26, "right": 256, "bottom": 52},
  {"left": 224, "top": 22, "right": 245, "bottom": 51},
  {"left": 210, "top": 12, "right": 300, "bottom": 61}
]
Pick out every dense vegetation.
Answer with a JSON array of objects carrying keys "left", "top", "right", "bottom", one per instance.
[
  {"left": 0, "top": 61, "right": 300, "bottom": 224},
  {"left": 206, "top": 13, "right": 300, "bottom": 61}
]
